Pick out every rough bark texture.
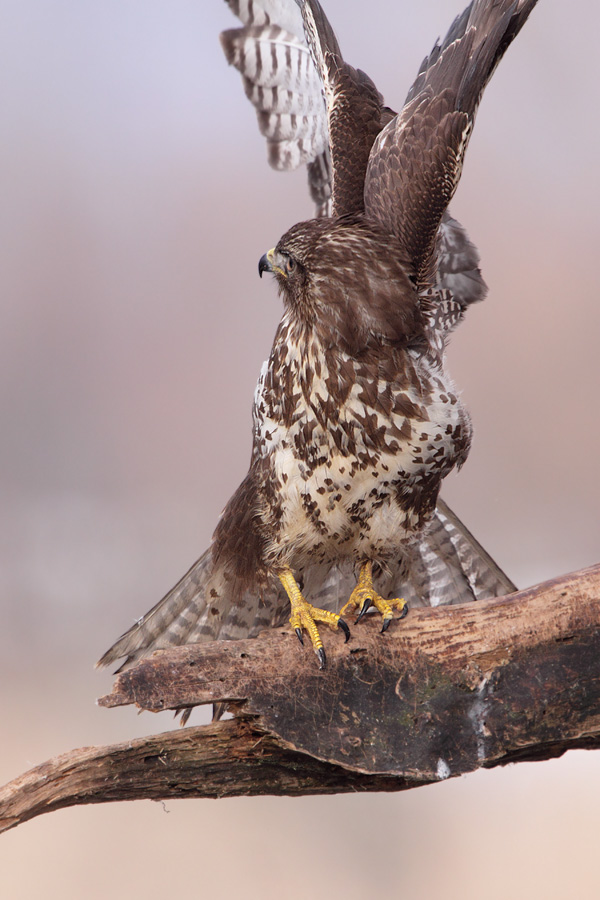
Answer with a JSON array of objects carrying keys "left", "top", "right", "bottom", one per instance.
[{"left": 1, "top": 563, "right": 599, "bottom": 834}]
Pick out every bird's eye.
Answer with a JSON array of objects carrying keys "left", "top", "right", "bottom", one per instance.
[{"left": 285, "top": 257, "right": 296, "bottom": 275}]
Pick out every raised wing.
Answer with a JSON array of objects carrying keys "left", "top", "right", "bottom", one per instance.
[
  {"left": 220, "top": 0, "right": 332, "bottom": 214},
  {"left": 364, "top": 0, "right": 538, "bottom": 288},
  {"left": 300, "top": 0, "right": 387, "bottom": 216},
  {"left": 220, "top": 0, "right": 391, "bottom": 217}
]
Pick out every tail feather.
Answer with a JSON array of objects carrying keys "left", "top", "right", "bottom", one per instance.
[
  {"left": 96, "top": 550, "right": 214, "bottom": 671},
  {"left": 98, "top": 501, "right": 514, "bottom": 670},
  {"left": 387, "top": 498, "right": 515, "bottom": 608},
  {"left": 434, "top": 498, "right": 516, "bottom": 596}
]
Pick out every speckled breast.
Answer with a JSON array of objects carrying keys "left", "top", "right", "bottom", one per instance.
[{"left": 253, "top": 336, "right": 471, "bottom": 571}]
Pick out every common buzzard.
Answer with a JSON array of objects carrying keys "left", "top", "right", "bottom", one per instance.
[{"left": 99, "top": 0, "right": 536, "bottom": 674}]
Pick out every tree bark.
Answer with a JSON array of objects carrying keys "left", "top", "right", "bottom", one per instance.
[{"left": 1, "top": 563, "right": 599, "bottom": 834}]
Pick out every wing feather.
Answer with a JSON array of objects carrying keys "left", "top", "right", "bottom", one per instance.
[
  {"left": 364, "top": 0, "right": 538, "bottom": 287},
  {"left": 224, "top": 0, "right": 304, "bottom": 35},
  {"left": 221, "top": 24, "right": 328, "bottom": 169},
  {"left": 221, "top": 4, "right": 332, "bottom": 213},
  {"left": 300, "top": 0, "right": 384, "bottom": 215},
  {"left": 435, "top": 212, "right": 487, "bottom": 310}
]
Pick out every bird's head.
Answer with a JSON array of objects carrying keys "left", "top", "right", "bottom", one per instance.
[
  {"left": 258, "top": 217, "right": 424, "bottom": 352},
  {"left": 258, "top": 219, "right": 321, "bottom": 310}
]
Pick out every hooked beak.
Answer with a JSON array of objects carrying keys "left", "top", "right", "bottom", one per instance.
[{"left": 258, "top": 248, "right": 285, "bottom": 278}]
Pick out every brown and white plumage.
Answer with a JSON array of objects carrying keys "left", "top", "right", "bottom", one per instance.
[{"left": 98, "top": 0, "right": 536, "bottom": 673}]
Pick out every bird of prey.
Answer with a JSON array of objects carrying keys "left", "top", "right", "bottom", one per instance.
[{"left": 99, "top": 0, "right": 536, "bottom": 674}]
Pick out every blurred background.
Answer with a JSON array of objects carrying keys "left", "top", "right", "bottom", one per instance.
[{"left": 1, "top": 1, "right": 599, "bottom": 897}]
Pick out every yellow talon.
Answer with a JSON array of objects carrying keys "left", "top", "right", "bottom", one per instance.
[
  {"left": 279, "top": 567, "right": 350, "bottom": 667},
  {"left": 341, "top": 561, "right": 408, "bottom": 632}
]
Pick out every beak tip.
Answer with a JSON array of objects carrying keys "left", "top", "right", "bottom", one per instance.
[{"left": 258, "top": 252, "right": 270, "bottom": 279}]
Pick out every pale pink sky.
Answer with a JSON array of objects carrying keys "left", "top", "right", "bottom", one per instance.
[{"left": 1, "top": 2, "right": 599, "bottom": 897}]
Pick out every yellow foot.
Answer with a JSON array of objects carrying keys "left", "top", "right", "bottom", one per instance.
[
  {"left": 340, "top": 561, "right": 408, "bottom": 632},
  {"left": 279, "top": 567, "right": 350, "bottom": 668}
]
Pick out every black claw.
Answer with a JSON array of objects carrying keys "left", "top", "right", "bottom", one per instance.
[
  {"left": 317, "top": 647, "right": 327, "bottom": 669},
  {"left": 399, "top": 602, "right": 409, "bottom": 620},
  {"left": 381, "top": 617, "right": 392, "bottom": 633},
  {"left": 356, "top": 596, "right": 373, "bottom": 623},
  {"left": 337, "top": 617, "right": 351, "bottom": 642},
  {"left": 295, "top": 627, "right": 304, "bottom": 646}
]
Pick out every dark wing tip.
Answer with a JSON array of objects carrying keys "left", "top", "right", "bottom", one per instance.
[{"left": 219, "top": 29, "right": 238, "bottom": 66}]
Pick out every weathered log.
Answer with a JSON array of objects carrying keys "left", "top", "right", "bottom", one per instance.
[
  {"left": 100, "top": 562, "right": 600, "bottom": 774},
  {"left": 0, "top": 719, "right": 411, "bottom": 835},
  {"left": 1, "top": 563, "right": 599, "bottom": 834}
]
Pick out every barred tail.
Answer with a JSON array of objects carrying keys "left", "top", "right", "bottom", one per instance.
[
  {"left": 379, "top": 498, "right": 516, "bottom": 607},
  {"left": 97, "top": 550, "right": 214, "bottom": 672},
  {"left": 98, "top": 500, "right": 514, "bottom": 672}
]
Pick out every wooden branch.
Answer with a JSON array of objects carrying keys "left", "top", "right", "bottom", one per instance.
[{"left": 1, "top": 563, "right": 599, "bottom": 834}]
